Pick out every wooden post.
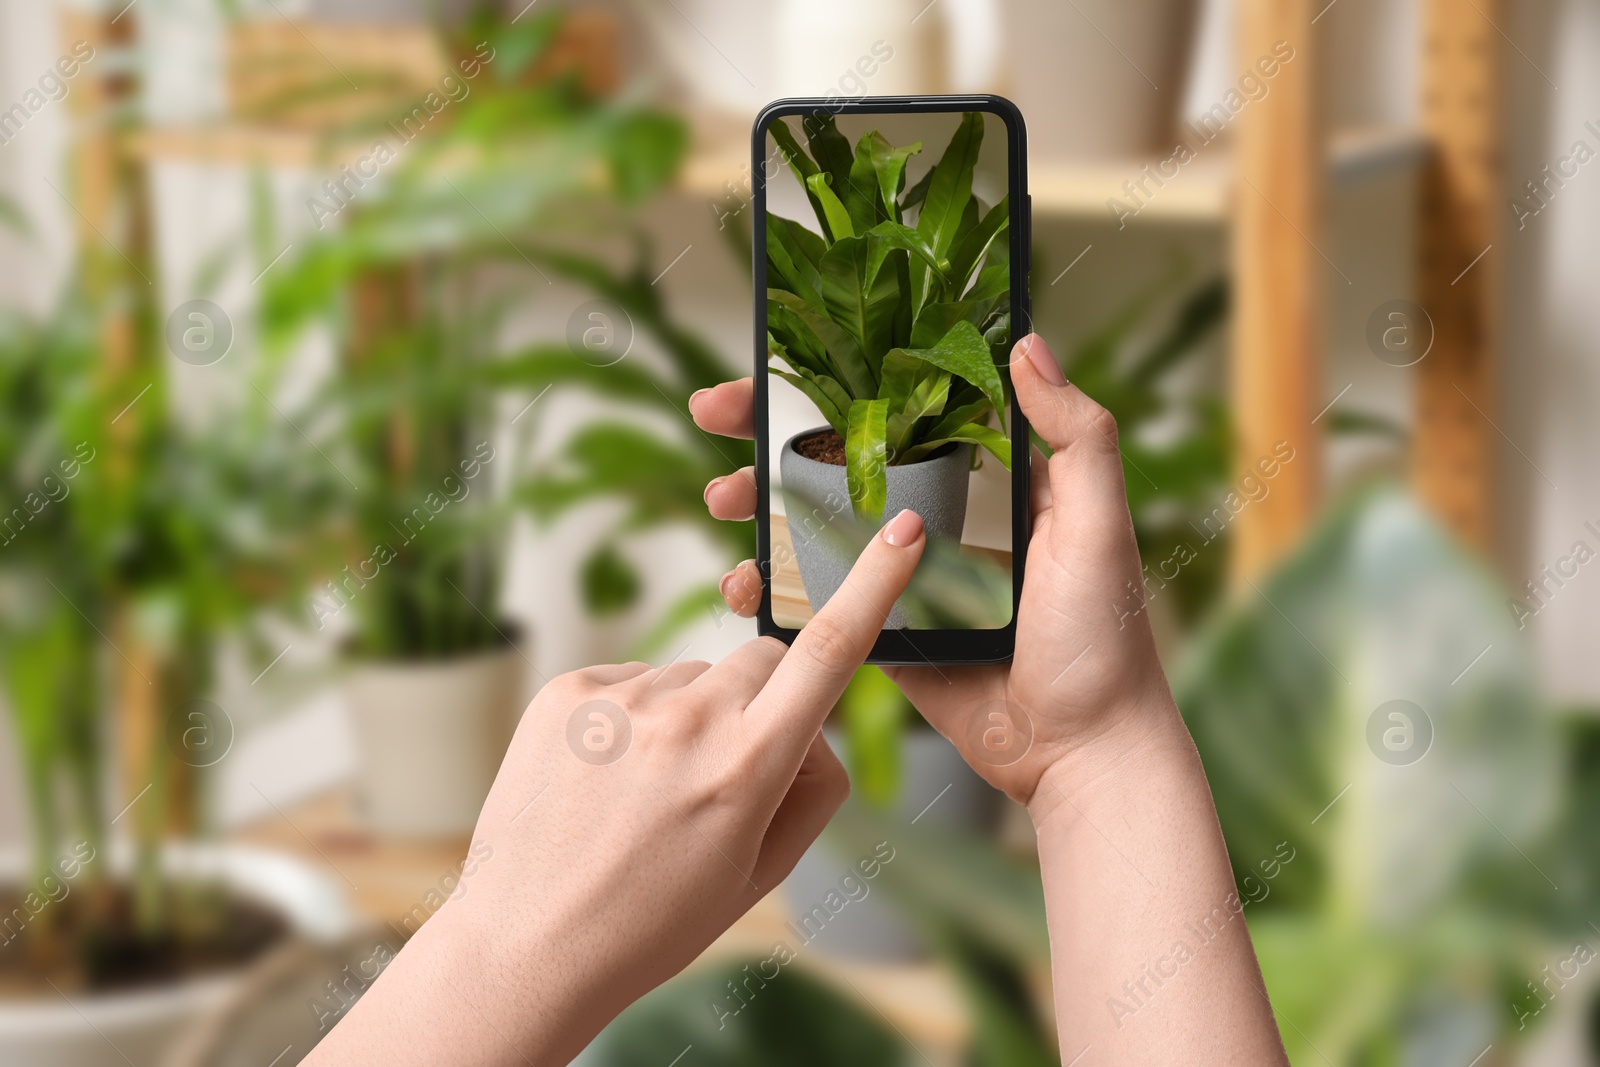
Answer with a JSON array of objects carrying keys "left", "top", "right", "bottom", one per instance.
[
  {"left": 1231, "top": 0, "right": 1325, "bottom": 581},
  {"left": 1412, "top": 0, "right": 1503, "bottom": 551},
  {"left": 63, "top": 9, "right": 195, "bottom": 835}
]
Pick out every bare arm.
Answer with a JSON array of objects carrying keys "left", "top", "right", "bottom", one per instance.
[
  {"left": 1029, "top": 699, "right": 1286, "bottom": 1063},
  {"left": 303, "top": 512, "right": 929, "bottom": 1065},
  {"left": 694, "top": 335, "right": 1290, "bottom": 1065}
]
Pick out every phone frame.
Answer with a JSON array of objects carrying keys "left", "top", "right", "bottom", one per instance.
[{"left": 750, "top": 94, "right": 1031, "bottom": 665}]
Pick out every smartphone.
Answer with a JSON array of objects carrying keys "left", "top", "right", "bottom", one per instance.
[{"left": 751, "top": 95, "right": 1031, "bottom": 665}]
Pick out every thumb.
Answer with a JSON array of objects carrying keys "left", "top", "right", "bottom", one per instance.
[{"left": 1008, "top": 334, "right": 1132, "bottom": 547}]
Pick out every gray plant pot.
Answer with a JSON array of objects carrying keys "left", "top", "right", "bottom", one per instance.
[{"left": 779, "top": 427, "right": 971, "bottom": 629}]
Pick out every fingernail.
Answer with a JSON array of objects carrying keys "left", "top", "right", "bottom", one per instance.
[
  {"left": 719, "top": 571, "right": 736, "bottom": 597},
  {"left": 882, "top": 508, "right": 924, "bottom": 547},
  {"left": 1022, "top": 335, "right": 1068, "bottom": 386},
  {"left": 688, "top": 388, "right": 711, "bottom": 414},
  {"left": 703, "top": 476, "right": 723, "bottom": 504}
]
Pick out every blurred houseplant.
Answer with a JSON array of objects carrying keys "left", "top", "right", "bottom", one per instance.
[
  {"left": 1176, "top": 486, "right": 1582, "bottom": 1062},
  {"left": 0, "top": 231, "right": 336, "bottom": 1065},
  {"left": 253, "top": 7, "right": 703, "bottom": 833}
]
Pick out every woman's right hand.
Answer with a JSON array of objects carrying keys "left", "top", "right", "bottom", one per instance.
[{"left": 690, "top": 334, "right": 1193, "bottom": 815}]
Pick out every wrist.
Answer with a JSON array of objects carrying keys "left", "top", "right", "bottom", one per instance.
[
  {"left": 1025, "top": 684, "right": 1196, "bottom": 826},
  {"left": 396, "top": 892, "right": 623, "bottom": 1065}
]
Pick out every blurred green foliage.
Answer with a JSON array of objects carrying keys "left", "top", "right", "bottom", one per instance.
[{"left": 252, "top": 8, "right": 740, "bottom": 660}]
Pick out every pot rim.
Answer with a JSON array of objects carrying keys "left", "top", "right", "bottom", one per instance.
[
  {"left": 339, "top": 622, "right": 528, "bottom": 670},
  {"left": 0, "top": 841, "right": 353, "bottom": 1022},
  {"left": 783, "top": 425, "right": 966, "bottom": 469}
]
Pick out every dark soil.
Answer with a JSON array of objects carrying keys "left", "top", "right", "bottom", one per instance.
[
  {"left": 795, "top": 429, "right": 846, "bottom": 465},
  {"left": 0, "top": 880, "right": 288, "bottom": 999}
]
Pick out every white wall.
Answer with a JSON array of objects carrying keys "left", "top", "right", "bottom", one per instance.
[{"left": 1514, "top": 0, "right": 1600, "bottom": 706}]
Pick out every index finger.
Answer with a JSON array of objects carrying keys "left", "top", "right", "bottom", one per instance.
[
  {"left": 745, "top": 509, "right": 927, "bottom": 761},
  {"left": 687, "top": 378, "right": 754, "bottom": 439}
]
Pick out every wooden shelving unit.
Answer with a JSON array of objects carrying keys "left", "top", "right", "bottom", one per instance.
[
  {"left": 1413, "top": 0, "right": 1506, "bottom": 552},
  {"left": 1223, "top": 0, "right": 1504, "bottom": 572}
]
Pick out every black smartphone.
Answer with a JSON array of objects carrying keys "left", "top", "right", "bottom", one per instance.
[{"left": 751, "top": 95, "right": 1031, "bottom": 665}]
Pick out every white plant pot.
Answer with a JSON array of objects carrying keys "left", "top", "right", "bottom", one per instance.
[
  {"left": 1000, "top": 0, "right": 1198, "bottom": 161},
  {"left": 770, "top": 0, "right": 942, "bottom": 99},
  {"left": 0, "top": 842, "right": 352, "bottom": 1067},
  {"left": 344, "top": 643, "right": 527, "bottom": 839}
]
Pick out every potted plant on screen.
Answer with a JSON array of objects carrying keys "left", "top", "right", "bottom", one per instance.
[{"left": 763, "top": 112, "right": 1013, "bottom": 625}]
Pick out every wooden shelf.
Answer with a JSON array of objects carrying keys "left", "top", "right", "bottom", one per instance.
[{"left": 684, "top": 125, "right": 1426, "bottom": 227}]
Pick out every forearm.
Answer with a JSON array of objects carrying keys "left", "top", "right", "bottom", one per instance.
[
  {"left": 1029, "top": 694, "right": 1288, "bottom": 1066},
  {"left": 304, "top": 901, "right": 625, "bottom": 1067}
]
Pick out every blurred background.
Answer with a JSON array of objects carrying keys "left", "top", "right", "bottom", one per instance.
[{"left": 0, "top": 0, "right": 1595, "bottom": 1064}]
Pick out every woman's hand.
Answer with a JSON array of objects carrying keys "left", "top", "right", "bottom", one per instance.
[
  {"left": 696, "top": 334, "right": 1287, "bottom": 1064},
  {"left": 305, "top": 511, "right": 928, "bottom": 1067},
  {"left": 693, "top": 334, "right": 1186, "bottom": 813}
]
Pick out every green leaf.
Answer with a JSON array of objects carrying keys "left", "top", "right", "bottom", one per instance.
[
  {"left": 910, "top": 320, "right": 1006, "bottom": 432},
  {"left": 887, "top": 365, "right": 952, "bottom": 454},
  {"left": 966, "top": 256, "right": 1011, "bottom": 306},
  {"left": 923, "top": 398, "right": 994, "bottom": 442},
  {"left": 605, "top": 111, "right": 689, "bottom": 203},
  {"left": 845, "top": 398, "right": 889, "bottom": 525},
  {"left": 767, "top": 303, "right": 836, "bottom": 380},
  {"left": 766, "top": 214, "right": 825, "bottom": 308},
  {"left": 769, "top": 367, "right": 848, "bottom": 438},
  {"left": 901, "top": 166, "right": 934, "bottom": 213},
  {"left": 910, "top": 300, "right": 980, "bottom": 349},
  {"left": 839, "top": 667, "right": 908, "bottom": 808},
  {"left": 580, "top": 543, "right": 641, "bottom": 614},
  {"left": 863, "top": 220, "right": 950, "bottom": 284},
  {"left": 766, "top": 117, "right": 831, "bottom": 236},
  {"left": 805, "top": 173, "right": 855, "bottom": 242},
  {"left": 916, "top": 112, "right": 985, "bottom": 260},
  {"left": 877, "top": 347, "right": 923, "bottom": 409},
  {"left": 845, "top": 132, "right": 889, "bottom": 232},
  {"left": 864, "top": 131, "right": 923, "bottom": 222},
  {"left": 1127, "top": 277, "right": 1228, "bottom": 387},
  {"left": 769, "top": 289, "right": 877, "bottom": 400},
  {"left": 905, "top": 421, "right": 1011, "bottom": 469},
  {"left": 802, "top": 368, "right": 855, "bottom": 422},
  {"left": 767, "top": 117, "right": 820, "bottom": 184},
  {"left": 802, "top": 113, "right": 857, "bottom": 201},
  {"left": 767, "top": 327, "right": 826, "bottom": 381},
  {"left": 817, "top": 237, "right": 900, "bottom": 382},
  {"left": 948, "top": 195, "right": 1009, "bottom": 288}
]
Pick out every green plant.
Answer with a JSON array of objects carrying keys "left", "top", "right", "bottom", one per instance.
[
  {"left": 0, "top": 288, "right": 112, "bottom": 924},
  {"left": 253, "top": 9, "right": 701, "bottom": 660},
  {"left": 764, "top": 111, "right": 1012, "bottom": 523},
  {"left": 1175, "top": 486, "right": 1580, "bottom": 1061},
  {"left": 0, "top": 255, "right": 323, "bottom": 962}
]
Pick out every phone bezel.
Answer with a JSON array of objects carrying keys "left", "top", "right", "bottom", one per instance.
[{"left": 750, "top": 95, "right": 1031, "bottom": 665}]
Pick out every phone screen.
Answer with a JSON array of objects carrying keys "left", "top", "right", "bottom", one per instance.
[{"left": 757, "top": 103, "right": 1024, "bottom": 644}]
